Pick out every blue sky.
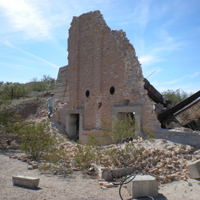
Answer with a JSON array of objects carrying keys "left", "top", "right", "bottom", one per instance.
[{"left": 0, "top": 0, "right": 200, "bottom": 93}]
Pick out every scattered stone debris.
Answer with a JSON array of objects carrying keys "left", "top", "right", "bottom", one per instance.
[
  {"left": 10, "top": 136, "right": 200, "bottom": 186},
  {"left": 10, "top": 155, "right": 39, "bottom": 170},
  {"left": 82, "top": 138, "right": 200, "bottom": 184}
]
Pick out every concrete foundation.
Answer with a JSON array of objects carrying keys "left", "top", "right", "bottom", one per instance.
[
  {"left": 93, "top": 164, "right": 135, "bottom": 181},
  {"left": 127, "top": 175, "right": 158, "bottom": 198},
  {"left": 188, "top": 159, "right": 200, "bottom": 179},
  {"left": 12, "top": 175, "right": 40, "bottom": 189}
]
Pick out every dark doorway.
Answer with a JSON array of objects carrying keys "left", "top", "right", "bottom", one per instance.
[{"left": 69, "top": 114, "right": 79, "bottom": 141}]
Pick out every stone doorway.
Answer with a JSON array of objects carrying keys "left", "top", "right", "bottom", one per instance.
[
  {"left": 66, "top": 109, "right": 83, "bottom": 141},
  {"left": 112, "top": 106, "right": 142, "bottom": 136}
]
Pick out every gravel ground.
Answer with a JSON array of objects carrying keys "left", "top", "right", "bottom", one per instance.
[
  {"left": 1, "top": 150, "right": 200, "bottom": 200},
  {"left": 0, "top": 150, "right": 130, "bottom": 200}
]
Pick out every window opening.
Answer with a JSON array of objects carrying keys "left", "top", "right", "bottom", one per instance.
[
  {"left": 69, "top": 114, "right": 79, "bottom": 141},
  {"left": 116, "top": 112, "right": 136, "bottom": 142},
  {"left": 86, "top": 90, "right": 90, "bottom": 97},
  {"left": 110, "top": 86, "right": 115, "bottom": 95},
  {"left": 98, "top": 102, "right": 102, "bottom": 109}
]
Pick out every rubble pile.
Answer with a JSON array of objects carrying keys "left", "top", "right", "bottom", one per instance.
[
  {"left": 9, "top": 129, "right": 200, "bottom": 186},
  {"left": 10, "top": 155, "right": 39, "bottom": 170},
  {"left": 60, "top": 138, "right": 200, "bottom": 185}
]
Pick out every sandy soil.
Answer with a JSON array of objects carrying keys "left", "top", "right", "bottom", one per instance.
[
  {"left": 0, "top": 150, "right": 130, "bottom": 200},
  {"left": 1, "top": 150, "right": 200, "bottom": 200}
]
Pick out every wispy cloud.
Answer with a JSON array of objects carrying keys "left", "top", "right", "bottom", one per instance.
[
  {"left": 1, "top": 40, "right": 59, "bottom": 69},
  {"left": 0, "top": 0, "right": 51, "bottom": 39},
  {"left": 138, "top": 55, "right": 163, "bottom": 66},
  {"left": 160, "top": 76, "right": 187, "bottom": 85},
  {"left": 190, "top": 71, "right": 200, "bottom": 78},
  {"left": 118, "top": 0, "right": 151, "bottom": 31}
]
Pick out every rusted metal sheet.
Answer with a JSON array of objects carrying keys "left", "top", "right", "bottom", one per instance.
[
  {"left": 143, "top": 78, "right": 170, "bottom": 106},
  {"left": 174, "top": 98, "right": 200, "bottom": 126},
  {"left": 158, "top": 90, "right": 200, "bottom": 123}
]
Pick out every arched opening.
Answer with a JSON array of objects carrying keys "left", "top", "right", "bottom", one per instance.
[
  {"left": 86, "top": 90, "right": 90, "bottom": 97},
  {"left": 110, "top": 86, "right": 115, "bottom": 95}
]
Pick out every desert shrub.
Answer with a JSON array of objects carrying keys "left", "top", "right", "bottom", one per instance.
[
  {"left": 140, "top": 129, "right": 156, "bottom": 142},
  {"left": 88, "top": 135, "right": 98, "bottom": 146},
  {"left": 39, "top": 144, "right": 72, "bottom": 175},
  {"left": 25, "top": 75, "right": 55, "bottom": 93},
  {"left": 12, "top": 120, "right": 71, "bottom": 174},
  {"left": 74, "top": 144, "right": 97, "bottom": 170},
  {"left": 14, "top": 121, "right": 60, "bottom": 160},
  {"left": 0, "top": 100, "right": 22, "bottom": 148},
  {"left": 0, "top": 75, "right": 56, "bottom": 99},
  {"left": 26, "top": 81, "right": 46, "bottom": 92},
  {"left": 101, "top": 116, "right": 138, "bottom": 144},
  {"left": 0, "top": 83, "right": 26, "bottom": 100}
]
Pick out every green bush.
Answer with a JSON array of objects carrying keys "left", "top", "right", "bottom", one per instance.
[
  {"left": 88, "top": 135, "right": 98, "bottom": 146},
  {"left": 39, "top": 144, "right": 72, "bottom": 175},
  {"left": 74, "top": 144, "right": 97, "bottom": 170},
  {"left": 25, "top": 75, "right": 55, "bottom": 93},
  {"left": 0, "top": 75, "right": 55, "bottom": 100},
  {"left": 14, "top": 121, "right": 60, "bottom": 160},
  {"left": 12, "top": 120, "right": 71, "bottom": 174},
  {"left": 0, "top": 83, "right": 26, "bottom": 100},
  {"left": 0, "top": 100, "right": 22, "bottom": 148},
  {"left": 162, "top": 89, "right": 192, "bottom": 106},
  {"left": 101, "top": 116, "right": 138, "bottom": 143},
  {"left": 26, "top": 81, "right": 46, "bottom": 92}
]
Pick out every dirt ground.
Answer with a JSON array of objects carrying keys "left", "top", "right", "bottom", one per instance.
[{"left": 1, "top": 150, "right": 200, "bottom": 200}]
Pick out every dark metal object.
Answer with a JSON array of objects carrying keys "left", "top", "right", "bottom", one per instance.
[
  {"left": 158, "top": 90, "right": 200, "bottom": 123},
  {"left": 174, "top": 98, "right": 200, "bottom": 126},
  {"left": 143, "top": 78, "right": 171, "bottom": 107}
]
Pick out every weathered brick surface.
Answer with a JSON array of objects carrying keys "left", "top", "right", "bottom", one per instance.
[
  {"left": 55, "top": 11, "right": 161, "bottom": 143},
  {"left": 53, "top": 104, "right": 67, "bottom": 127}
]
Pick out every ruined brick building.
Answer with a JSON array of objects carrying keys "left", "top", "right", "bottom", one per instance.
[{"left": 54, "top": 10, "right": 161, "bottom": 144}]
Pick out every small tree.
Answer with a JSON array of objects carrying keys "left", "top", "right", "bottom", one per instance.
[
  {"left": 41, "top": 75, "right": 55, "bottom": 92},
  {"left": 162, "top": 89, "right": 192, "bottom": 106}
]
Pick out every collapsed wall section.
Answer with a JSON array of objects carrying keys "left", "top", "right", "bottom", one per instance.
[
  {"left": 111, "top": 29, "right": 160, "bottom": 132},
  {"left": 54, "top": 65, "right": 68, "bottom": 103}
]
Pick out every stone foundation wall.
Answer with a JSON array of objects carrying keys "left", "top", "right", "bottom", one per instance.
[{"left": 52, "top": 104, "right": 67, "bottom": 127}]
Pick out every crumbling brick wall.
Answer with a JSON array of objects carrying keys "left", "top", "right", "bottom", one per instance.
[
  {"left": 67, "top": 11, "right": 160, "bottom": 142},
  {"left": 55, "top": 10, "right": 161, "bottom": 143}
]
